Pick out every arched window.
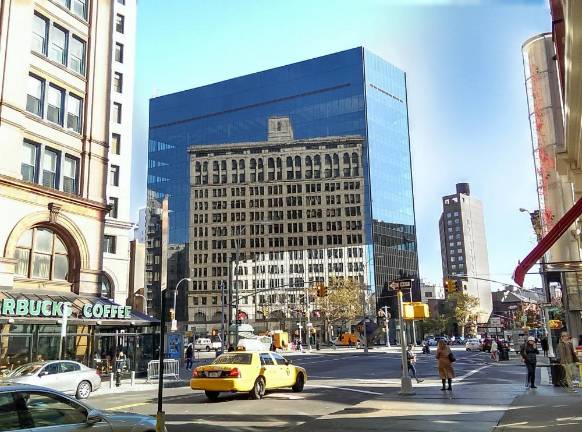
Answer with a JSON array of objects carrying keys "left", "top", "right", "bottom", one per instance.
[
  {"left": 231, "top": 160, "right": 238, "bottom": 183},
  {"left": 257, "top": 158, "right": 264, "bottom": 181},
  {"left": 194, "top": 312, "right": 206, "bottom": 323},
  {"left": 333, "top": 154, "right": 340, "bottom": 177},
  {"left": 286, "top": 156, "right": 294, "bottom": 180},
  {"left": 324, "top": 154, "right": 332, "bottom": 178},
  {"left": 294, "top": 156, "right": 302, "bottom": 179},
  {"left": 268, "top": 157, "right": 275, "bottom": 181},
  {"left": 305, "top": 156, "right": 313, "bottom": 179},
  {"left": 276, "top": 157, "right": 282, "bottom": 180},
  {"left": 213, "top": 161, "right": 219, "bottom": 172},
  {"left": 343, "top": 153, "right": 351, "bottom": 177},
  {"left": 239, "top": 159, "right": 245, "bottom": 183},
  {"left": 14, "top": 227, "right": 69, "bottom": 281},
  {"left": 101, "top": 273, "right": 113, "bottom": 299},
  {"left": 352, "top": 152, "right": 360, "bottom": 176},
  {"left": 313, "top": 155, "right": 321, "bottom": 179},
  {"left": 250, "top": 158, "right": 256, "bottom": 182},
  {"left": 195, "top": 161, "right": 201, "bottom": 172},
  {"left": 202, "top": 161, "right": 208, "bottom": 172}
]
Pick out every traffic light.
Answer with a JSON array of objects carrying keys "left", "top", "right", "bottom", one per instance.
[
  {"left": 169, "top": 308, "right": 176, "bottom": 320},
  {"left": 445, "top": 279, "right": 456, "bottom": 294},
  {"left": 316, "top": 283, "right": 328, "bottom": 297}
]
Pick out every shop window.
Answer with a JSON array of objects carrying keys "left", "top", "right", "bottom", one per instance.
[{"left": 14, "top": 227, "right": 69, "bottom": 281}]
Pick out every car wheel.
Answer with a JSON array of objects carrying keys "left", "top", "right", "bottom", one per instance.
[
  {"left": 292, "top": 373, "right": 305, "bottom": 392},
  {"left": 76, "top": 380, "right": 92, "bottom": 400},
  {"left": 206, "top": 346, "right": 211, "bottom": 352},
  {"left": 249, "top": 377, "right": 266, "bottom": 400},
  {"left": 205, "top": 390, "right": 220, "bottom": 401},
  {"left": 466, "top": 348, "right": 470, "bottom": 351}
]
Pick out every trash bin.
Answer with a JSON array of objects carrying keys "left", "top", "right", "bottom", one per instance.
[{"left": 550, "top": 358, "right": 565, "bottom": 386}]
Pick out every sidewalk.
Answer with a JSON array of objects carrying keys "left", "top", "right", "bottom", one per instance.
[
  {"left": 495, "top": 384, "right": 582, "bottom": 431},
  {"left": 287, "top": 383, "right": 524, "bottom": 432},
  {"left": 284, "top": 355, "right": 561, "bottom": 432}
]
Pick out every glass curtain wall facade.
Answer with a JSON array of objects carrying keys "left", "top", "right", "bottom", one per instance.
[{"left": 148, "top": 47, "right": 418, "bottom": 320}]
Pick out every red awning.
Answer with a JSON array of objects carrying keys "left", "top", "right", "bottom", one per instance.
[{"left": 513, "top": 196, "right": 582, "bottom": 286}]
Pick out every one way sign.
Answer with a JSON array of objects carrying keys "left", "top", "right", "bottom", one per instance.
[{"left": 389, "top": 279, "right": 413, "bottom": 290}]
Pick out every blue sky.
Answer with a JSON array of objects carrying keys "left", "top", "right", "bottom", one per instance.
[{"left": 132, "top": 0, "right": 550, "bottom": 288}]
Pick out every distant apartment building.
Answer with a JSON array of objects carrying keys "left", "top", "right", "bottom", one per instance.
[
  {"left": 187, "top": 118, "right": 369, "bottom": 333},
  {"left": 0, "top": 0, "right": 153, "bottom": 372},
  {"left": 420, "top": 280, "right": 445, "bottom": 303},
  {"left": 439, "top": 183, "right": 492, "bottom": 323},
  {"left": 102, "top": 0, "right": 137, "bottom": 305}
]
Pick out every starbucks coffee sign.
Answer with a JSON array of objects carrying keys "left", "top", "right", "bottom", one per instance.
[{"left": 0, "top": 298, "right": 132, "bottom": 319}]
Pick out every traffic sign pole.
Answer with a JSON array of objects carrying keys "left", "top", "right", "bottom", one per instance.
[{"left": 398, "top": 289, "right": 415, "bottom": 395}]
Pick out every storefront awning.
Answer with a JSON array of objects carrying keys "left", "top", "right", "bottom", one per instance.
[
  {"left": 0, "top": 290, "right": 159, "bottom": 326},
  {"left": 513, "top": 196, "right": 582, "bottom": 287}
]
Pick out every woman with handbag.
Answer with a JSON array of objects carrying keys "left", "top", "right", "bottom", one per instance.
[{"left": 436, "top": 339, "right": 455, "bottom": 391}]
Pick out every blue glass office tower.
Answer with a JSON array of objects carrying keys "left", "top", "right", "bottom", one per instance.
[{"left": 148, "top": 47, "right": 419, "bottom": 312}]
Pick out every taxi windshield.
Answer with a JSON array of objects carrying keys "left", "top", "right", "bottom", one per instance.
[{"left": 212, "top": 353, "right": 253, "bottom": 365}]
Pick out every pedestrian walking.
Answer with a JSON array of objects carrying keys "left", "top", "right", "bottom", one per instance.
[
  {"left": 490, "top": 339, "right": 498, "bottom": 362},
  {"left": 520, "top": 336, "right": 539, "bottom": 389},
  {"left": 185, "top": 343, "right": 194, "bottom": 370},
  {"left": 558, "top": 332, "right": 579, "bottom": 392},
  {"left": 406, "top": 344, "right": 424, "bottom": 383},
  {"left": 436, "top": 339, "right": 454, "bottom": 391},
  {"left": 541, "top": 336, "right": 549, "bottom": 357}
]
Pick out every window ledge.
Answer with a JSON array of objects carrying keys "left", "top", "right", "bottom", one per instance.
[
  {"left": 31, "top": 50, "right": 87, "bottom": 87},
  {"left": 23, "top": 111, "right": 83, "bottom": 139}
]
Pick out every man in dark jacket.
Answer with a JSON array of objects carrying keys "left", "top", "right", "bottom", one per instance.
[
  {"left": 185, "top": 343, "right": 194, "bottom": 370},
  {"left": 520, "top": 336, "right": 539, "bottom": 389}
]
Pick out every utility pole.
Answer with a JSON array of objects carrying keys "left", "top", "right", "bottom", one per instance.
[
  {"left": 389, "top": 278, "right": 415, "bottom": 396},
  {"left": 362, "top": 286, "right": 368, "bottom": 354},
  {"left": 220, "top": 281, "right": 226, "bottom": 354}
]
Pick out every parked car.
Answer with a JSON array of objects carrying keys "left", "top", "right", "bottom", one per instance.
[
  {"left": 191, "top": 351, "right": 307, "bottom": 400},
  {"left": 0, "top": 361, "right": 100, "bottom": 399},
  {"left": 194, "top": 338, "right": 220, "bottom": 351},
  {"left": 465, "top": 339, "right": 482, "bottom": 351},
  {"left": 0, "top": 383, "right": 160, "bottom": 431},
  {"left": 426, "top": 337, "right": 437, "bottom": 346}
]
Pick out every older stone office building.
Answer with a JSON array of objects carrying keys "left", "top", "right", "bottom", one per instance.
[
  {"left": 0, "top": 0, "right": 155, "bottom": 374},
  {"left": 188, "top": 117, "right": 369, "bottom": 333}
]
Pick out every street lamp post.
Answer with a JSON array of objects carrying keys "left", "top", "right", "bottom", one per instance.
[
  {"left": 172, "top": 278, "right": 192, "bottom": 331},
  {"left": 157, "top": 276, "right": 190, "bottom": 432}
]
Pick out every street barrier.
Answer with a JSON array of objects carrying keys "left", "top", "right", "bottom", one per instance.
[{"left": 146, "top": 359, "right": 180, "bottom": 383}]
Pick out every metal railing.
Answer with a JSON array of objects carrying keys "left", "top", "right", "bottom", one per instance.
[{"left": 146, "top": 359, "right": 180, "bottom": 383}]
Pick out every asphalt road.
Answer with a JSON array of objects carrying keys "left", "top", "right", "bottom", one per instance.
[{"left": 89, "top": 348, "right": 527, "bottom": 431}]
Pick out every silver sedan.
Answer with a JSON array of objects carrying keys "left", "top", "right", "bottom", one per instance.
[
  {"left": 2, "top": 361, "right": 101, "bottom": 399},
  {"left": 0, "top": 383, "right": 160, "bottom": 431}
]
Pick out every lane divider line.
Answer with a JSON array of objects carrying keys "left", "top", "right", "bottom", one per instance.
[
  {"left": 306, "top": 383, "right": 383, "bottom": 395},
  {"left": 457, "top": 364, "right": 492, "bottom": 382}
]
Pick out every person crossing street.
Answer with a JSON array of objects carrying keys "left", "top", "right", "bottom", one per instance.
[
  {"left": 406, "top": 344, "right": 424, "bottom": 383},
  {"left": 520, "top": 336, "right": 539, "bottom": 389}
]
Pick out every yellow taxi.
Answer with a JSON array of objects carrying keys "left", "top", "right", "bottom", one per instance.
[{"left": 191, "top": 351, "right": 307, "bottom": 400}]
